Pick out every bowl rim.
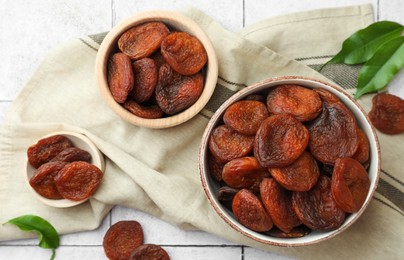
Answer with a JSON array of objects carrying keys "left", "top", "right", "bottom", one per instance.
[
  {"left": 199, "top": 75, "right": 381, "bottom": 247},
  {"left": 95, "top": 10, "right": 219, "bottom": 129}
]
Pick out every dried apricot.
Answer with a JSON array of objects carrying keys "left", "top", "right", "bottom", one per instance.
[
  {"left": 123, "top": 100, "right": 163, "bottom": 119},
  {"left": 266, "top": 225, "right": 311, "bottom": 238},
  {"left": 208, "top": 125, "right": 254, "bottom": 164},
  {"left": 232, "top": 189, "right": 273, "bottom": 232},
  {"left": 308, "top": 89, "right": 358, "bottom": 165},
  {"left": 351, "top": 128, "right": 370, "bottom": 164},
  {"left": 218, "top": 186, "right": 239, "bottom": 209},
  {"left": 260, "top": 178, "right": 301, "bottom": 233},
  {"left": 223, "top": 100, "right": 269, "bottom": 135},
  {"left": 161, "top": 32, "right": 207, "bottom": 75},
  {"left": 129, "top": 244, "right": 170, "bottom": 260},
  {"left": 331, "top": 157, "right": 370, "bottom": 213},
  {"left": 103, "top": 221, "right": 144, "bottom": 260},
  {"left": 50, "top": 147, "right": 92, "bottom": 163},
  {"left": 118, "top": 22, "right": 169, "bottom": 60},
  {"left": 29, "top": 161, "right": 67, "bottom": 200},
  {"left": 129, "top": 58, "right": 158, "bottom": 103},
  {"left": 54, "top": 161, "right": 103, "bottom": 201},
  {"left": 292, "top": 175, "right": 345, "bottom": 231},
  {"left": 155, "top": 64, "right": 203, "bottom": 115},
  {"left": 269, "top": 151, "right": 319, "bottom": 192},
  {"left": 27, "top": 135, "right": 73, "bottom": 168},
  {"left": 108, "top": 52, "right": 134, "bottom": 103},
  {"left": 254, "top": 114, "right": 309, "bottom": 167},
  {"left": 266, "top": 85, "right": 322, "bottom": 122},
  {"left": 208, "top": 152, "right": 224, "bottom": 182},
  {"left": 368, "top": 93, "right": 404, "bottom": 134}
]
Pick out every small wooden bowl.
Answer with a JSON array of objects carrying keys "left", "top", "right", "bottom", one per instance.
[
  {"left": 25, "top": 131, "right": 105, "bottom": 208},
  {"left": 95, "top": 10, "right": 218, "bottom": 128}
]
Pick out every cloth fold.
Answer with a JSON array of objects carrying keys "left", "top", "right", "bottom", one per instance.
[{"left": 1, "top": 4, "right": 403, "bottom": 259}]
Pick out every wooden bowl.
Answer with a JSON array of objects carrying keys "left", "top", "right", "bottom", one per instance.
[
  {"left": 95, "top": 10, "right": 218, "bottom": 128},
  {"left": 25, "top": 131, "right": 105, "bottom": 208},
  {"left": 199, "top": 76, "right": 380, "bottom": 246}
]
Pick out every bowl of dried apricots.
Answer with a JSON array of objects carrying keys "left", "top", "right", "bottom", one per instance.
[
  {"left": 199, "top": 76, "right": 380, "bottom": 246},
  {"left": 95, "top": 10, "right": 218, "bottom": 128}
]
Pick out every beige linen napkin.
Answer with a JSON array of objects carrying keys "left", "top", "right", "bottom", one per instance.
[{"left": 1, "top": 4, "right": 403, "bottom": 259}]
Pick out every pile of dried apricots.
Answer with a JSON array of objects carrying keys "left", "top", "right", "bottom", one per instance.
[
  {"left": 208, "top": 84, "right": 372, "bottom": 237},
  {"left": 108, "top": 21, "right": 207, "bottom": 118}
]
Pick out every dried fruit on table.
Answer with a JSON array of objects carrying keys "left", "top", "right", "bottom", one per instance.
[
  {"left": 266, "top": 84, "right": 322, "bottom": 122},
  {"left": 331, "top": 157, "right": 370, "bottom": 213},
  {"left": 29, "top": 161, "right": 68, "bottom": 200},
  {"left": 155, "top": 64, "right": 204, "bottom": 115},
  {"left": 118, "top": 22, "right": 170, "bottom": 60},
  {"left": 103, "top": 221, "right": 144, "bottom": 260},
  {"left": 208, "top": 125, "right": 255, "bottom": 164},
  {"left": 266, "top": 225, "right": 311, "bottom": 238},
  {"left": 27, "top": 135, "right": 73, "bottom": 168},
  {"left": 108, "top": 52, "right": 135, "bottom": 103},
  {"left": 232, "top": 189, "right": 273, "bottom": 232},
  {"left": 129, "top": 244, "right": 170, "bottom": 260},
  {"left": 50, "top": 147, "right": 92, "bottom": 163},
  {"left": 260, "top": 178, "right": 302, "bottom": 233},
  {"left": 208, "top": 152, "right": 224, "bottom": 182},
  {"left": 292, "top": 175, "right": 345, "bottom": 231},
  {"left": 54, "top": 161, "right": 103, "bottom": 201},
  {"left": 123, "top": 100, "right": 164, "bottom": 119},
  {"left": 161, "top": 31, "right": 207, "bottom": 75},
  {"left": 223, "top": 100, "right": 269, "bottom": 135},
  {"left": 254, "top": 114, "right": 309, "bottom": 167},
  {"left": 129, "top": 58, "right": 158, "bottom": 103},
  {"left": 351, "top": 128, "right": 370, "bottom": 164},
  {"left": 269, "top": 151, "right": 319, "bottom": 192},
  {"left": 368, "top": 93, "right": 404, "bottom": 134},
  {"left": 308, "top": 89, "right": 359, "bottom": 165}
]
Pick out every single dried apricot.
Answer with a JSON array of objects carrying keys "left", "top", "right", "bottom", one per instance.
[
  {"left": 208, "top": 125, "right": 254, "bottom": 164},
  {"left": 129, "top": 58, "right": 158, "bottom": 103},
  {"left": 118, "top": 22, "right": 169, "bottom": 60},
  {"left": 123, "top": 100, "right": 163, "bottom": 119},
  {"left": 155, "top": 64, "right": 204, "bottom": 115},
  {"left": 232, "top": 189, "right": 273, "bottom": 232},
  {"left": 266, "top": 225, "right": 311, "bottom": 238},
  {"left": 103, "top": 221, "right": 144, "bottom": 260},
  {"left": 129, "top": 244, "right": 170, "bottom": 260},
  {"left": 161, "top": 32, "right": 207, "bottom": 75},
  {"left": 54, "top": 161, "right": 103, "bottom": 201},
  {"left": 351, "top": 128, "right": 370, "bottom": 164},
  {"left": 27, "top": 135, "right": 73, "bottom": 168},
  {"left": 29, "top": 161, "right": 68, "bottom": 200},
  {"left": 331, "top": 157, "right": 370, "bottom": 213},
  {"left": 308, "top": 89, "right": 358, "bottom": 165},
  {"left": 292, "top": 175, "right": 345, "bottom": 231},
  {"left": 269, "top": 151, "right": 319, "bottom": 192},
  {"left": 50, "top": 147, "right": 92, "bottom": 163},
  {"left": 108, "top": 52, "right": 134, "bottom": 103},
  {"left": 223, "top": 100, "right": 269, "bottom": 135},
  {"left": 368, "top": 93, "right": 404, "bottom": 134},
  {"left": 266, "top": 85, "right": 322, "bottom": 122},
  {"left": 260, "top": 178, "right": 301, "bottom": 233},
  {"left": 254, "top": 114, "right": 309, "bottom": 167},
  {"left": 208, "top": 152, "right": 224, "bottom": 182}
]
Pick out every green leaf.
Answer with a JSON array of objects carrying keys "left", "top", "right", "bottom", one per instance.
[
  {"left": 354, "top": 36, "right": 404, "bottom": 99},
  {"left": 321, "top": 21, "right": 403, "bottom": 69},
  {"left": 5, "top": 215, "right": 59, "bottom": 258}
]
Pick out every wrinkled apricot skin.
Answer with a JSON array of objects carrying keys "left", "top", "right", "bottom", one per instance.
[
  {"left": 50, "top": 147, "right": 92, "bottom": 163},
  {"left": 54, "top": 161, "right": 103, "bottom": 201},
  {"left": 223, "top": 100, "right": 269, "bottom": 135},
  {"left": 260, "top": 178, "right": 301, "bottom": 233},
  {"left": 208, "top": 153, "right": 224, "bottom": 182},
  {"left": 103, "top": 221, "right": 144, "bottom": 260},
  {"left": 123, "top": 100, "right": 163, "bottom": 119},
  {"left": 129, "top": 58, "right": 158, "bottom": 103},
  {"left": 351, "top": 129, "right": 370, "bottom": 164},
  {"left": 161, "top": 32, "right": 207, "bottom": 76},
  {"left": 266, "top": 225, "right": 311, "bottom": 238},
  {"left": 118, "top": 22, "right": 169, "bottom": 60},
  {"left": 29, "top": 161, "right": 67, "bottom": 200},
  {"left": 129, "top": 244, "right": 170, "bottom": 260},
  {"left": 269, "top": 151, "right": 319, "bottom": 192},
  {"left": 208, "top": 125, "right": 255, "bottom": 164},
  {"left": 308, "top": 89, "right": 358, "bottom": 165},
  {"left": 292, "top": 175, "right": 345, "bottom": 231},
  {"left": 27, "top": 135, "right": 73, "bottom": 168},
  {"left": 332, "top": 157, "right": 370, "bottom": 213},
  {"left": 266, "top": 85, "right": 322, "bottom": 122},
  {"left": 232, "top": 189, "right": 273, "bottom": 232},
  {"left": 155, "top": 64, "right": 204, "bottom": 115},
  {"left": 254, "top": 114, "right": 309, "bottom": 167},
  {"left": 368, "top": 93, "right": 404, "bottom": 135},
  {"left": 108, "top": 53, "right": 135, "bottom": 103}
]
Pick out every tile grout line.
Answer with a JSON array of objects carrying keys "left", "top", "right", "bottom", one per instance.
[
  {"left": 241, "top": 245, "right": 245, "bottom": 260},
  {"left": 242, "top": 0, "right": 245, "bottom": 27}
]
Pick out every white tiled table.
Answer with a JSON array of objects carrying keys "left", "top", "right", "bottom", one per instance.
[{"left": 0, "top": 1, "right": 403, "bottom": 259}]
